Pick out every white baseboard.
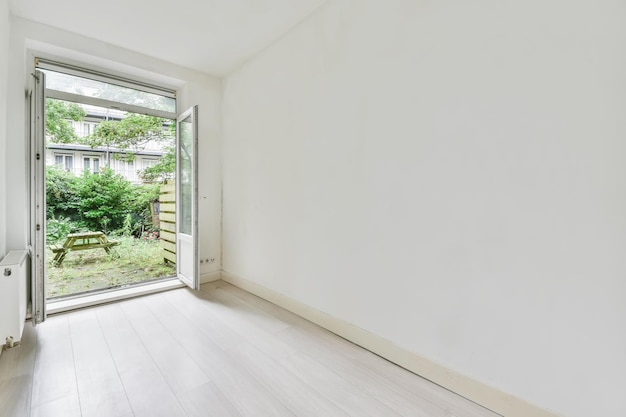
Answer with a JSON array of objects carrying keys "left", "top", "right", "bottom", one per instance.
[
  {"left": 200, "top": 270, "right": 222, "bottom": 284},
  {"left": 222, "top": 271, "right": 560, "bottom": 417}
]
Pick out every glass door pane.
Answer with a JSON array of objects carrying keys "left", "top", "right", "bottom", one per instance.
[{"left": 176, "top": 106, "right": 198, "bottom": 289}]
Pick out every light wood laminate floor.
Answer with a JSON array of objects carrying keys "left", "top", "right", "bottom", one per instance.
[{"left": 0, "top": 281, "right": 502, "bottom": 417}]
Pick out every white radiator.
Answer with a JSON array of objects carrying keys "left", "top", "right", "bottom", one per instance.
[{"left": 0, "top": 250, "right": 29, "bottom": 349}]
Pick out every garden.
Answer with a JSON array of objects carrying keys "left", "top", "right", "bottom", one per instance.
[{"left": 46, "top": 166, "right": 175, "bottom": 298}]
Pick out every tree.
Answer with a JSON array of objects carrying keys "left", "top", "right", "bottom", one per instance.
[
  {"left": 46, "top": 165, "right": 79, "bottom": 219},
  {"left": 127, "top": 182, "right": 161, "bottom": 235},
  {"left": 86, "top": 114, "right": 175, "bottom": 180},
  {"left": 45, "top": 99, "right": 86, "bottom": 143},
  {"left": 140, "top": 145, "right": 175, "bottom": 182},
  {"left": 46, "top": 165, "right": 161, "bottom": 237},
  {"left": 74, "top": 168, "right": 134, "bottom": 232},
  {"left": 85, "top": 114, "right": 171, "bottom": 157},
  {"left": 46, "top": 97, "right": 175, "bottom": 181}
]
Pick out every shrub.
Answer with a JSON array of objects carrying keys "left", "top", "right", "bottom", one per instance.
[
  {"left": 73, "top": 168, "right": 133, "bottom": 232},
  {"left": 46, "top": 216, "right": 78, "bottom": 243},
  {"left": 46, "top": 166, "right": 79, "bottom": 219},
  {"left": 46, "top": 166, "right": 161, "bottom": 235},
  {"left": 121, "top": 213, "right": 134, "bottom": 237},
  {"left": 127, "top": 183, "right": 160, "bottom": 236}
]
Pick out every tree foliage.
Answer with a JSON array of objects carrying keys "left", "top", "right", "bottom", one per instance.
[
  {"left": 46, "top": 166, "right": 160, "bottom": 238},
  {"left": 46, "top": 97, "right": 174, "bottom": 180},
  {"left": 141, "top": 122, "right": 177, "bottom": 181},
  {"left": 85, "top": 114, "right": 170, "bottom": 156},
  {"left": 46, "top": 166, "right": 79, "bottom": 218},
  {"left": 140, "top": 145, "right": 175, "bottom": 182},
  {"left": 73, "top": 168, "right": 134, "bottom": 232},
  {"left": 45, "top": 99, "right": 86, "bottom": 143},
  {"left": 126, "top": 183, "right": 160, "bottom": 234}
]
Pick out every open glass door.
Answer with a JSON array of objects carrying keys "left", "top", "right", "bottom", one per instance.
[
  {"left": 176, "top": 106, "right": 199, "bottom": 289},
  {"left": 31, "top": 69, "right": 47, "bottom": 325}
]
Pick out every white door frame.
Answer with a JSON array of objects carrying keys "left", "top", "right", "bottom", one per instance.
[
  {"left": 30, "top": 69, "right": 47, "bottom": 325},
  {"left": 175, "top": 105, "right": 199, "bottom": 289}
]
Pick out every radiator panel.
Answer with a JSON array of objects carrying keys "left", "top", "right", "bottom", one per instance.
[{"left": 0, "top": 250, "right": 29, "bottom": 348}]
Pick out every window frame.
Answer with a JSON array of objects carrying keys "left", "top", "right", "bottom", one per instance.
[
  {"left": 54, "top": 152, "right": 75, "bottom": 172},
  {"left": 37, "top": 58, "right": 177, "bottom": 120},
  {"left": 83, "top": 155, "right": 101, "bottom": 174}
]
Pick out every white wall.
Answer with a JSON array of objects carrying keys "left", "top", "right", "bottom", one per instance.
[
  {"left": 4, "top": 18, "right": 222, "bottom": 277},
  {"left": 222, "top": 1, "right": 626, "bottom": 416},
  {"left": 0, "top": 0, "right": 9, "bottom": 258}
]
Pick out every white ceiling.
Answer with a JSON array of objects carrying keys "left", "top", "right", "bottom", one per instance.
[{"left": 9, "top": 0, "right": 327, "bottom": 76}]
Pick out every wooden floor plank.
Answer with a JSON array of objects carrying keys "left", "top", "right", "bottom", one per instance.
[
  {"left": 245, "top": 331, "right": 404, "bottom": 417},
  {"left": 205, "top": 284, "right": 449, "bottom": 416},
  {"left": 141, "top": 292, "right": 296, "bottom": 417},
  {"left": 95, "top": 303, "right": 188, "bottom": 417},
  {"left": 154, "top": 289, "right": 247, "bottom": 351},
  {"left": 31, "top": 393, "right": 82, "bottom": 417},
  {"left": 29, "top": 316, "right": 81, "bottom": 410},
  {"left": 200, "top": 282, "right": 290, "bottom": 334},
  {"left": 176, "top": 381, "right": 242, "bottom": 417},
  {"left": 119, "top": 297, "right": 211, "bottom": 395},
  {"left": 68, "top": 309, "right": 134, "bottom": 417},
  {"left": 197, "top": 285, "right": 403, "bottom": 416},
  {"left": 231, "top": 341, "right": 351, "bottom": 417},
  {"left": 0, "top": 324, "right": 37, "bottom": 417},
  {"left": 179, "top": 287, "right": 298, "bottom": 360}
]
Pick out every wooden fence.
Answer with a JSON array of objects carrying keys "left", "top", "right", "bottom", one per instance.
[{"left": 159, "top": 181, "right": 176, "bottom": 264}]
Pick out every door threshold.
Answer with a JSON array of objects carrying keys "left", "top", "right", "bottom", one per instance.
[{"left": 46, "top": 279, "right": 185, "bottom": 315}]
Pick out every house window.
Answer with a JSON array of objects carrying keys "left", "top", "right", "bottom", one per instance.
[
  {"left": 83, "top": 156, "right": 100, "bottom": 174},
  {"left": 115, "top": 159, "right": 136, "bottom": 181},
  {"left": 55, "top": 154, "right": 74, "bottom": 172},
  {"left": 127, "top": 160, "right": 135, "bottom": 181},
  {"left": 142, "top": 158, "right": 158, "bottom": 169},
  {"left": 68, "top": 120, "right": 77, "bottom": 134}
]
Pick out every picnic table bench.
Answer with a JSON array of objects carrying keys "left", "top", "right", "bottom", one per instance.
[{"left": 51, "top": 231, "right": 119, "bottom": 266}]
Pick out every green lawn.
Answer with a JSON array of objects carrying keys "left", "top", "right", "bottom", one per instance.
[{"left": 45, "top": 236, "right": 176, "bottom": 298}]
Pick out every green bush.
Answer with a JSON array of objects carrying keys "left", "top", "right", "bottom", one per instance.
[
  {"left": 46, "top": 216, "right": 77, "bottom": 243},
  {"left": 73, "top": 168, "right": 133, "bottom": 232},
  {"left": 46, "top": 166, "right": 79, "bottom": 219},
  {"left": 46, "top": 166, "right": 160, "bottom": 236},
  {"left": 128, "top": 182, "right": 159, "bottom": 236},
  {"left": 121, "top": 213, "right": 134, "bottom": 237}
]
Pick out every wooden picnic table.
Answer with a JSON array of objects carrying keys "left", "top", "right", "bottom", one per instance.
[{"left": 51, "top": 231, "right": 119, "bottom": 266}]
